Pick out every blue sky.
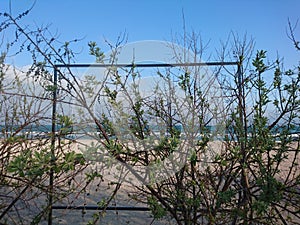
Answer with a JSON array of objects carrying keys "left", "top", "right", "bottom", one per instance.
[{"left": 1, "top": 0, "right": 300, "bottom": 68}]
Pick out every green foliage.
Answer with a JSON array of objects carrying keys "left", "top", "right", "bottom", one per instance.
[
  {"left": 61, "top": 151, "right": 85, "bottom": 172},
  {"left": 44, "top": 84, "right": 57, "bottom": 92},
  {"left": 104, "top": 85, "right": 118, "bottom": 102},
  {"left": 88, "top": 41, "right": 105, "bottom": 63},
  {"left": 252, "top": 50, "right": 267, "bottom": 73},
  {"left": 221, "top": 48, "right": 300, "bottom": 224},
  {"left": 81, "top": 74, "right": 101, "bottom": 98},
  {"left": 7, "top": 148, "right": 85, "bottom": 178},
  {"left": 216, "top": 189, "right": 236, "bottom": 208},
  {"left": 57, "top": 114, "right": 73, "bottom": 135},
  {"left": 97, "top": 113, "right": 116, "bottom": 138},
  {"left": 147, "top": 196, "right": 167, "bottom": 219},
  {"left": 153, "top": 135, "right": 180, "bottom": 160},
  {"left": 1, "top": 10, "right": 300, "bottom": 224},
  {"left": 178, "top": 70, "right": 191, "bottom": 93},
  {"left": 254, "top": 176, "right": 284, "bottom": 215},
  {"left": 129, "top": 99, "right": 149, "bottom": 139},
  {"left": 7, "top": 149, "right": 49, "bottom": 178}
]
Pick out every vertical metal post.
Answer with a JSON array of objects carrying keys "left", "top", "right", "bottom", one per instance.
[{"left": 48, "top": 67, "right": 57, "bottom": 225}]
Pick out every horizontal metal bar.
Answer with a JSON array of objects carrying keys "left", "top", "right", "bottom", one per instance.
[
  {"left": 52, "top": 205, "right": 150, "bottom": 211},
  {"left": 55, "top": 62, "right": 238, "bottom": 68}
]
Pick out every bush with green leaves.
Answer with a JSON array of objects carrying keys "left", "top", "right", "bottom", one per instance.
[{"left": 1, "top": 8, "right": 299, "bottom": 225}]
